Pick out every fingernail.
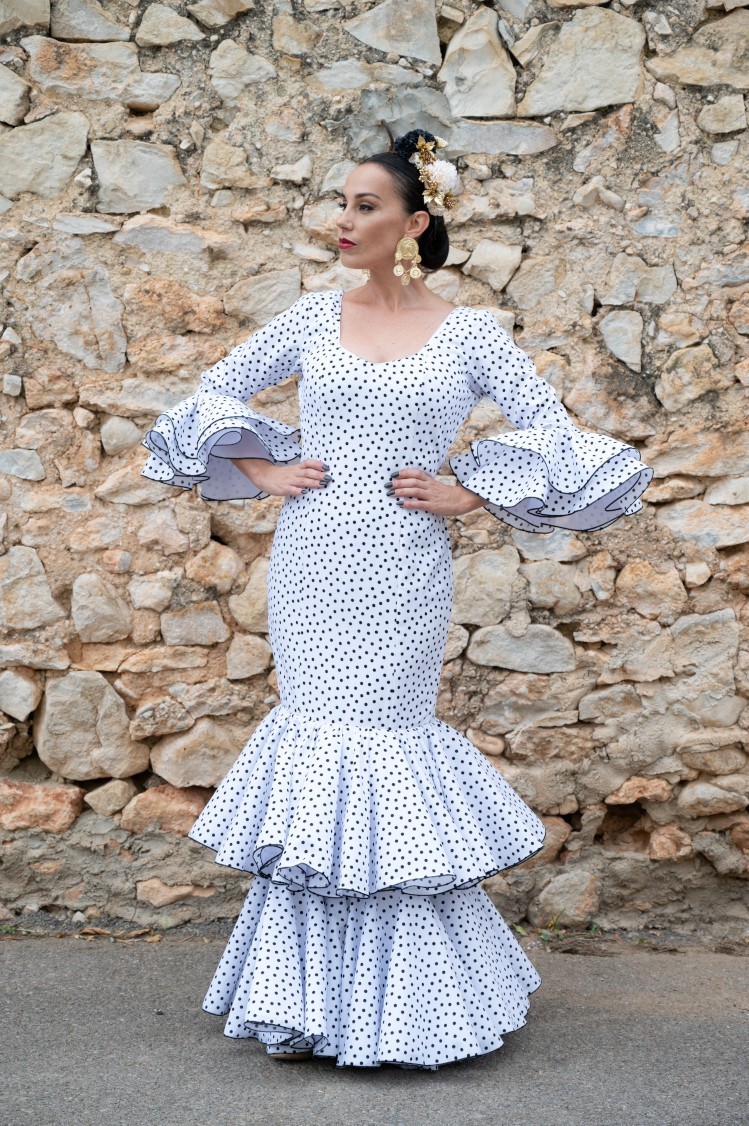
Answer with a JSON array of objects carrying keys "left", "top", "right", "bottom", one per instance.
[
  {"left": 322, "top": 474, "right": 332, "bottom": 481},
  {"left": 322, "top": 463, "right": 329, "bottom": 470},
  {"left": 396, "top": 499, "right": 404, "bottom": 505},
  {"left": 390, "top": 471, "right": 400, "bottom": 479},
  {"left": 386, "top": 488, "right": 394, "bottom": 495}
]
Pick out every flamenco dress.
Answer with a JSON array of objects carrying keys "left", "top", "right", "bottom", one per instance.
[{"left": 140, "top": 288, "right": 653, "bottom": 1070}]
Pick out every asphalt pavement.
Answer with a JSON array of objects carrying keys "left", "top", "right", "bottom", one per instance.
[{"left": 2, "top": 930, "right": 747, "bottom": 1126}]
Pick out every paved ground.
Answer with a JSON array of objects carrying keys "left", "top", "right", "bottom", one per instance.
[{"left": 2, "top": 929, "right": 748, "bottom": 1126}]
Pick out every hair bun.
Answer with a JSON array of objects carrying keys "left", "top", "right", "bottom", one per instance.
[{"left": 392, "top": 128, "right": 437, "bottom": 162}]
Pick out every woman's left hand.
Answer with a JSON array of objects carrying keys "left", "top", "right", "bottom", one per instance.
[{"left": 386, "top": 467, "right": 486, "bottom": 517}]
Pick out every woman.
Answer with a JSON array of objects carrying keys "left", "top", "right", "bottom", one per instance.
[{"left": 141, "top": 126, "right": 653, "bottom": 1070}]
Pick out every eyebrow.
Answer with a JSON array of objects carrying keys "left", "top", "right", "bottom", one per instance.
[{"left": 340, "top": 192, "right": 382, "bottom": 200}]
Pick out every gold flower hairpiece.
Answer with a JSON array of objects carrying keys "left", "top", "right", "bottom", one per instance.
[{"left": 409, "top": 135, "right": 461, "bottom": 219}]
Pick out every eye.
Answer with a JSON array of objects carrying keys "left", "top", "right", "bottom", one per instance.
[{"left": 337, "top": 201, "right": 373, "bottom": 210}]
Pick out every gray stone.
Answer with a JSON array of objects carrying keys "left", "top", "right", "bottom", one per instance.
[
  {"left": 463, "top": 239, "right": 522, "bottom": 292},
  {"left": 50, "top": 0, "right": 130, "bottom": 41},
  {"left": 100, "top": 415, "right": 142, "bottom": 456},
  {"left": 451, "top": 548, "right": 518, "bottom": 625},
  {"left": 209, "top": 39, "right": 276, "bottom": 101},
  {"left": 0, "top": 448, "right": 45, "bottom": 480},
  {"left": 92, "top": 140, "right": 186, "bottom": 214},
  {"left": 468, "top": 623, "right": 577, "bottom": 673},
  {"left": 150, "top": 716, "right": 243, "bottom": 787},
  {"left": 128, "top": 572, "right": 178, "bottom": 613},
  {"left": 0, "top": 667, "right": 42, "bottom": 721},
  {"left": 645, "top": 10, "right": 749, "bottom": 89},
  {"left": 224, "top": 267, "right": 301, "bottom": 325},
  {"left": 0, "top": 0, "right": 49, "bottom": 35},
  {"left": 33, "top": 670, "right": 150, "bottom": 780},
  {"left": 517, "top": 8, "right": 646, "bottom": 116},
  {"left": 0, "top": 111, "right": 88, "bottom": 199},
  {"left": 187, "top": 0, "right": 253, "bottom": 27},
  {"left": 71, "top": 572, "right": 132, "bottom": 643},
  {"left": 344, "top": 0, "right": 441, "bottom": 66},
  {"left": 599, "top": 309, "right": 643, "bottom": 372},
  {"left": 135, "top": 4, "right": 204, "bottom": 47},
  {"left": 112, "top": 214, "right": 237, "bottom": 257},
  {"left": 697, "top": 93, "right": 747, "bottom": 134},
  {"left": 52, "top": 213, "right": 121, "bottom": 235},
  {"left": 0, "top": 546, "right": 66, "bottom": 630},
  {"left": 437, "top": 7, "right": 516, "bottom": 118},
  {"left": 225, "top": 632, "right": 272, "bottom": 679},
  {"left": 160, "top": 601, "right": 230, "bottom": 646},
  {"left": 0, "top": 63, "right": 31, "bottom": 125},
  {"left": 21, "top": 37, "right": 180, "bottom": 111}
]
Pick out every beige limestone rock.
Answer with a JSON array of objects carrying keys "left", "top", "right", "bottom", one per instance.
[
  {"left": 94, "top": 464, "right": 173, "bottom": 506},
  {"left": 209, "top": 39, "right": 276, "bottom": 101},
  {"left": 451, "top": 547, "right": 518, "bottom": 625},
  {"left": 614, "top": 561, "right": 687, "bottom": 621},
  {"left": 187, "top": 0, "right": 253, "bottom": 27},
  {"left": 118, "top": 646, "right": 209, "bottom": 673},
  {"left": 655, "top": 499, "right": 749, "bottom": 550},
  {"left": 0, "top": 449, "right": 45, "bottom": 480},
  {"left": 646, "top": 10, "right": 749, "bottom": 89},
  {"left": 0, "top": 110, "right": 88, "bottom": 198},
  {"left": 600, "top": 252, "right": 677, "bottom": 305},
  {"left": 437, "top": 7, "right": 516, "bottom": 118},
  {"left": 160, "top": 601, "right": 230, "bottom": 646},
  {"left": 119, "top": 783, "right": 211, "bottom": 836},
  {"left": 200, "top": 139, "right": 256, "bottom": 190},
  {"left": 518, "top": 559, "right": 582, "bottom": 616},
  {"left": 0, "top": 779, "right": 84, "bottom": 832},
  {"left": 71, "top": 573, "right": 132, "bottom": 643},
  {"left": 655, "top": 344, "right": 733, "bottom": 411},
  {"left": 83, "top": 778, "right": 138, "bottom": 816},
  {"left": 123, "top": 278, "right": 223, "bottom": 337},
  {"left": 224, "top": 268, "right": 301, "bottom": 325},
  {"left": 136, "top": 4, "right": 204, "bottom": 46},
  {"left": 0, "top": 0, "right": 48, "bottom": 35},
  {"left": 463, "top": 240, "right": 522, "bottom": 292},
  {"left": 468, "top": 623, "right": 576, "bottom": 673},
  {"left": 34, "top": 671, "right": 150, "bottom": 780},
  {"left": 51, "top": 0, "right": 130, "bottom": 41},
  {"left": 126, "top": 333, "right": 225, "bottom": 375},
  {"left": 677, "top": 780, "right": 748, "bottom": 816},
  {"left": 605, "top": 776, "right": 674, "bottom": 804},
  {"left": 150, "top": 716, "right": 244, "bottom": 787},
  {"left": 185, "top": 541, "right": 244, "bottom": 594},
  {"left": 22, "top": 37, "right": 180, "bottom": 110},
  {"left": 0, "top": 63, "right": 31, "bottom": 125},
  {"left": 648, "top": 824, "right": 693, "bottom": 860},
  {"left": 113, "top": 214, "right": 238, "bottom": 256},
  {"left": 272, "top": 10, "right": 321, "bottom": 55},
  {"left": 129, "top": 693, "right": 193, "bottom": 739},
  {"left": 227, "top": 559, "right": 269, "bottom": 631},
  {"left": 697, "top": 92, "right": 747, "bottom": 133},
  {"left": 99, "top": 416, "right": 142, "bottom": 457},
  {"left": 0, "top": 667, "right": 42, "bottom": 721},
  {"left": 518, "top": 8, "right": 645, "bottom": 116},
  {"left": 136, "top": 877, "right": 215, "bottom": 907},
  {"left": 0, "top": 546, "right": 65, "bottom": 630},
  {"left": 128, "top": 572, "right": 179, "bottom": 613},
  {"left": 519, "top": 816, "right": 571, "bottom": 869},
  {"left": 225, "top": 632, "right": 272, "bottom": 679},
  {"left": 599, "top": 309, "right": 643, "bottom": 371},
  {"left": 92, "top": 140, "right": 186, "bottom": 214},
  {"left": 343, "top": 0, "right": 441, "bottom": 65},
  {"left": 527, "top": 868, "right": 599, "bottom": 927}
]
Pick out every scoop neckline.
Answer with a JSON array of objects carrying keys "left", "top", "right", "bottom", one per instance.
[{"left": 333, "top": 289, "right": 466, "bottom": 366}]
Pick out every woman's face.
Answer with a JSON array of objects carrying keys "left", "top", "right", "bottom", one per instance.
[{"left": 335, "top": 162, "right": 430, "bottom": 270}]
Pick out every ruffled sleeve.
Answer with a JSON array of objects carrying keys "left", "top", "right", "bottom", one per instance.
[
  {"left": 140, "top": 291, "right": 318, "bottom": 502},
  {"left": 449, "top": 309, "right": 654, "bottom": 534}
]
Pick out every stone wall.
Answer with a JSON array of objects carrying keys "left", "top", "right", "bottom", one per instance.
[{"left": 1, "top": 0, "right": 748, "bottom": 936}]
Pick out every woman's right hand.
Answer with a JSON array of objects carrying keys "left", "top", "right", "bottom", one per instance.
[{"left": 230, "top": 456, "right": 331, "bottom": 497}]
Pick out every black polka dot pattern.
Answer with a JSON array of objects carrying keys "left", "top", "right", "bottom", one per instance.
[
  {"left": 200, "top": 877, "right": 542, "bottom": 1071},
  {"left": 139, "top": 287, "right": 652, "bottom": 1069}
]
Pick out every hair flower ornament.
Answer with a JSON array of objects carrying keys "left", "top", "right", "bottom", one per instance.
[{"left": 409, "top": 134, "right": 461, "bottom": 218}]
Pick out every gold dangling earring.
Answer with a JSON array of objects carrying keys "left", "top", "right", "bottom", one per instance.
[
  {"left": 393, "top": 236, "right": 422, "bottom": 287},
  {"left": 361, "top": 268, "right": 370, "bottom": 283}
]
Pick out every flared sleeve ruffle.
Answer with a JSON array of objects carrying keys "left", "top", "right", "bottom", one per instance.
[
  {"left": 140, "top": 292, "right": 318, "bottom": 502},
  {"left": 449, "top": 310, "right": 654, "bottom": 534}
]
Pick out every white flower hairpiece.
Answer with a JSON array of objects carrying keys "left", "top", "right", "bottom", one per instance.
[{"left": 408, "top": 135, "right": 461, "bottom": 218}]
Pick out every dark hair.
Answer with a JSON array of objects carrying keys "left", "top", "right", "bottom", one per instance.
[{"left": 360, "top": 128, "right": 450, "bottom": 273}]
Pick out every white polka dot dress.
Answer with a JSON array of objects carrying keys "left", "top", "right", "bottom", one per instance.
[{"left": 141, "top": 288, "right": 653, "bottom": 1070}]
